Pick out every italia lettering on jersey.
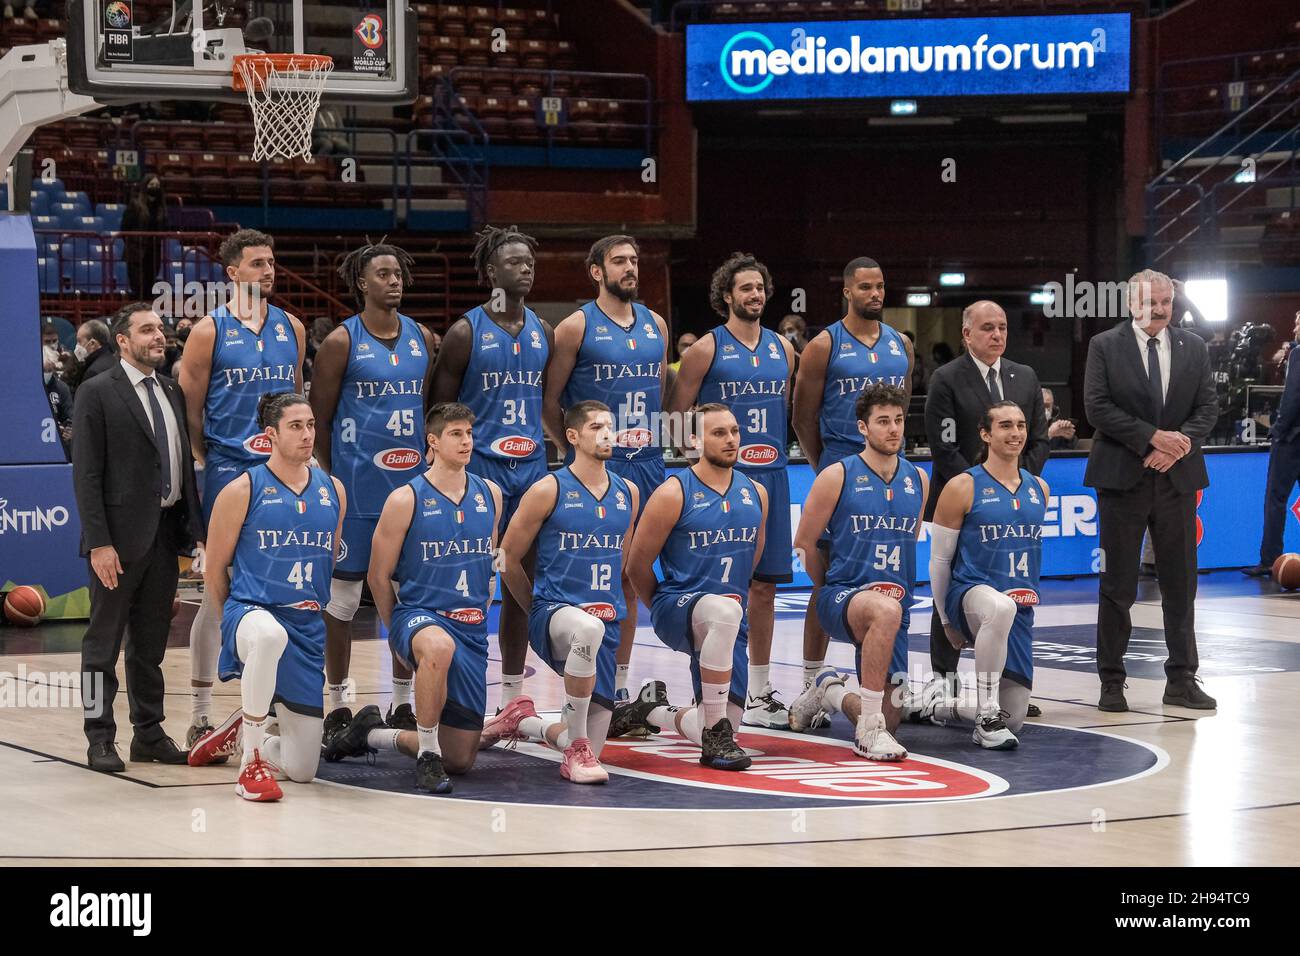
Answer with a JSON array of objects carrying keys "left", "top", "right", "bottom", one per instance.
[
  {"left": 952, "top": 464, "right": 1047, "bottom": 606},
  {"left": 331, "top": 314, "right": 428, "bottom": 516},
  {"left": 534, "top": 467, "right": 631, "bottom": 622},
  {"left": 228, "top": 463, "right": 338, "bottom": 612},
  {"left": 826, "top": 454, "right": 922, "bottom": 615},
  {"left": 820, "top": 320, "right": 909, "bottom": 464},
  {"left": 561, "top": 301, "right": 663, "bottom": 460},
  {"left": 700, "top": 325, "right": 789, "bottom": 470},
  {"left": 394, "top": 472, "right": 497, "bottom": 633},
  {"left": 206, "top": 304, "right": 299, "bottom": 461},
  {"left": 459, "top": 306, "right": 547, "bottom": 461},
  {"left": 659, "top": 468, "right": 761, "bottom": 604}
]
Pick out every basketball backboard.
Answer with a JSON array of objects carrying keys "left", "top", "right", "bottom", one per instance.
[{"left": 66, "top": 0, "right": 416, "bottom": 104}]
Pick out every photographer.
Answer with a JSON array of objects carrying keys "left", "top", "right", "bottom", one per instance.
[{"left": 1043, "top": 387, "right": 1077, "bottom": 450}]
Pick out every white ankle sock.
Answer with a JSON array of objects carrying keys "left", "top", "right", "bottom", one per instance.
[
  {"left": 700, "top": 680, "right": 729, "bottom": 727},
  {"left": 328, "top": 683, "right": 348, "bottom": 709},
  {"left": 857, "top": 685, "right": 884, "bottom": 720},
  {"left": 500, "top": 673, "right": 525, "bottom": 703},
  {"left": 417, "top": 723, "right": 440, "bottom": 757},
  {"left": 191, "top": 686, "right": 212, "bottom": 724},
  {"left": 242, "top": 715, "right": 267, "bottom": 765},
  {"left": 367, "top": 729, "right": 401, "bottom": 752},
  {"left": 615, "top": 664, "right": 629, "bottom": 693},
  {"left": 561, "top": 694, "right": 589, "bottom": 750},
  {"left": 823, "top": 677, "right": 848, "bottom": 714},
  {"left": 748, "top": 664, "right": 770, "bottom": 697},
  {"left": 802, "top": 659, "right": 824, "bottom": 684},
  {"left": 391, "top": 677, "right": 412, "bottom": 709}
]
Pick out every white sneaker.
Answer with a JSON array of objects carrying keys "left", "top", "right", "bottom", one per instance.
[
  {"left": 854, "top": 712, "right": 907, "bottom": 761},
  {"left": 788, "top": 667, "right": 842, "bottom": 732},
  {"left": 973, "top": 710, "right": 1019, "bottom": 750},
  {"left": 913, "top": 675, "right": 952, "bottom": 726},
  {"left": 742, "top": 681, "right": 790, "bottom": 729}
]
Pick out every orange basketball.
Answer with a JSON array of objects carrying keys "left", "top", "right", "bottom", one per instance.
[
  {"left": 1273, "top": 553, "right": 1300, "bottom": 591},
  {"left": 4, "top": 586, "right": 46, "bottom": 626}
]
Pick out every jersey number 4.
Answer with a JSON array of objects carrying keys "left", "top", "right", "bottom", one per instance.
[
  {"left": 288, "top": 561, "right": 314, "bottom": 590},
  {"left": 872, "top": 544, "right": 901, "bottom": 571},
  {"left": 1008, "top": 552, "right": 1029, "bottom": 577}
]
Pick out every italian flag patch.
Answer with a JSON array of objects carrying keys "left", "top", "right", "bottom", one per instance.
[
  {"left": 455, "top": 509, "right": 465, "bottom": 523},
  {"left": 885, "top": 488, "right": 893, "bottom": 501},
  {"left": 750, "top": 356, "right": 760, "bottom": 367},
  {"left": 1012, "top": 499, "right": 1020, "bottom": 510},
  {"left": 869, "top": 353, "right": 878, "bottom": 364},
  {"left": 389, "top": 353, "right": 400, "bottom": 366},
  {"left": 721, "top": 501, "right": 731, "bottom": 513},
  {"left": 627, "top": 339, "right": 637, "bottom": 350},
  {"left": 512, "top": 342, "right": 521, "bottom": 355},
  {"left": 295, "top": 501, "right": 307, "bottom": 514},
  {"left": 596, "top": 506, "right": 607, "bottom": 519}
]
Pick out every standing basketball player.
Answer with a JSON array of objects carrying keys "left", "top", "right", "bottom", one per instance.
[
  {"left": 788, "top": 384, "right": 925, "bottom": 759},
  {"left": 178, "top": 229, "right": 305, "bottom": 757},
  {"left": 345, "top": 403, "right": 504, "bottom": 794},
  {"left": 665, "top": 253, "right": 794, "bottom": 728},
  {"left": 928, "top": 401, "right": 1048, "bottom": 749},
  {"left": 431, "top": 225, "right": 552, "bottom": 712},
  {"left": 308, "top": 242, "right": 435, "bottom": 740},
  {"left": 495, "top": 400, "right": 640, "bottom": 783},
  {"left": 188, "top": 393, "right": 345, "bottom": 802},
  {"left": 791, "top": 257, "right": 914, "bottom": 691},
  {"left": 619, "top": 404, "right": 766, "bottom": 771},
  {"left": 542, "top": 235, "right": 668, "bottom": 702}
]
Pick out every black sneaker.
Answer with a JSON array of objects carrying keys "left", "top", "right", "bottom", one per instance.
[
  {"left": 386, "top": 702, "right": 417, "bottom": 731},
  {"left": 608, "top": 680, "right": 668, "bottom": 738},
  {"left": 323, "top": 704, "right": 384, "bottom": 762},
  {"left": 1241, "top": 563, "right": 1273, "bottom": 578},
  {"left": 415, "top": 751, "right": 453, "bottom": 794},
  {"left": 1163, "top": 677, "right": 1217, "bottom": 710},
  {"left": 1026, "top": 703, "right": 1042, "bottom": 718},
  {"left": 321, "top": 706, "right": 352, "bottom": 747},
  {"left": 700, "top": 718, "right": 750, "bottom": 771},
  {"left": 1098, "top": 681, "right": 1129, "bottom": 713}
]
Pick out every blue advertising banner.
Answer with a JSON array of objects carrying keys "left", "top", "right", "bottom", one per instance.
[
  {"left": 0, "top": 463, "right": 90, "bottom": 618},
  {"left": 685, "top": 13, "right": 1132, "bottom": 102}
]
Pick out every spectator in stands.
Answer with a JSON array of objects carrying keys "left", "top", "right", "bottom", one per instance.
[
  {"left": 1043, "top": 387, "right": 1078, "bottom": 450},
  {"left": 312, "top": 107, "right": 350, "bottom": 157},
  {"left": 902, "top": 329, "right": 926, "bottom": 394},
  {"left": 779, "top": 314, "right": 809, "bottom": 354},
  {"left": 75, "top": 319, "right": 117, "bottom": 387},
  {"left": 159, "top": 323, "right": 182, "bottom": 378},
  {"left": 41, "top": 318, "right": 62, "bottom": 354},
  {"left": 121, "top": 174, "right": 171, "bottom": 300},
  {"left": 43, "top": 345, "right": 73, "bottom": 452},
  {"left": 304, "top": 316, "right": 335, "bottom": 385},
  {"left": 669, "top": 331, "right": 697, "bottom": 375},
  {"left": 175, "top": 316, "right": 194, "bottom": 339},
  {"left": 924, "top": 340, "right": 956, "bottom": 391}
]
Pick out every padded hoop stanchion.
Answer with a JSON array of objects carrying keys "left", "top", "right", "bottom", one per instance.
[{"left": 232, "top": 53, "right": 333, "bottom": 162}]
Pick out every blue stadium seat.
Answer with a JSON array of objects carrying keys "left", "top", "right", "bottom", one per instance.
[
  {"left": 31, "top": 214, "right": 58, "bottom": 231},
  {"left": 110, "top": 237, "right": 125, "bottom": 259},
  {"left": 31, "top": 177, "right": 64, "bottom": 196},
  {"left": 112, "top": 261, "right": 130, "bottom": 292},
  {"left": 28, "top": 191, "right": 51, "bottom": 215},
  {"left": 96, "top": 203, "right": 125, "bottom": 230},
  {"left": 62, "top": 191, "right": 92, "bottom": 214},
  {"left": 52, "top": 202, "right": 83, "bottom": 227},
  {"left": 71, "top": 259, "right": 108, "bottom": 294},
  {"left": 37, "top": 257, "right": 64, "bottom": 294},
  {"left": 76, "top": 215, "right": 107, "bottom": 234}
]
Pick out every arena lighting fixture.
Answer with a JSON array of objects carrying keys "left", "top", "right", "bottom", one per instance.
[
  {"left": 1182, "top": 278, "right": 1229, "bottom": 323},
  {"left": 890, "top": 99, "right": 917, "bottom": 115},
  {"left": 1030, "top": 289, "right": 1055, "bottom": 305},
  {"left": 939, "top": 272, "right": 966, "bottom": 287},
  {"left": 906, "top": 292, "right": 933, "bottom": 306}
]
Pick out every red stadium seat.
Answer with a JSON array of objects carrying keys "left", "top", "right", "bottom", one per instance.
[
  {"left": 553, "top": 40, "right": 577, "bottom": 71},
  {"left": 567, "top": 99, "right": 602, "bottom": 145},
  {"left": 501, "top": 7, "right": 529, "bottom": 40},
  {"left": 460, "top": 36, "right": 491, "bottom": 67},
  {"left": 438, "top": 4, "right": 468, "bottom": 37},
  {"left": 432, "top": 35, "right": 460, "bottom": 67},
  {"left": 468, "top": 5, "right": 496, "bottom": 35},
  {"left": 514, "top": 71, "right": 545, "bottom": 96},
  {"left": 510, "top": 97, "right": 543, "bottom": 143},
  {"left": 521, "top": 38, "right": 550, "bottom": 70}
]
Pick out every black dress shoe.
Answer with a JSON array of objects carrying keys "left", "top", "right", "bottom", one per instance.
[
  {"left": 1026, "top": 703, "right": 1042, "bottom": 718},
  {"left": 87, "top": 742, "right": 125, "bottom": 773},
  {"left": 130, "top": 735, "right": 189, "bottom": 764},
  {"left": 1241, "top": 563, "right": 1273, "bottom": 578},
  {"left": 1163, "top": 677, "right": 1217, "bottom": 710},
  {"left": 1098, "top": 681, "right": 1129, "bottom": 713}
]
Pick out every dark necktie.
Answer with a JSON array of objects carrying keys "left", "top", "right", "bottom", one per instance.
[
  {"left": 986, "top": 366, "right": 1002, "bottom": 403},
  {"left": 1147, "top": 337, "right": 1163, "bottom": 423},
  {"left": 142, "top": 377, "right": 173, "bottom": 501}
]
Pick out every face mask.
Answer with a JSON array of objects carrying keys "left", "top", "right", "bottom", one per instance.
[
  {"left": 44, "top": 371, "right": 53, "bottom": 384},
  {"left": 75, "top": 343, "right": 89, "bottom": 362},
  {"left": 783, "top": 330, "right": 799, "bottom": 342}
]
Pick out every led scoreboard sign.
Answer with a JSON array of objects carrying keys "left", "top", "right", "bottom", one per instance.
[{"left": 686, "top": 13, "right": 1132, "bottom": 102}]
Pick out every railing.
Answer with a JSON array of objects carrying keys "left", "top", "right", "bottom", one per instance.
[
  {"left": 1156, "top": 46, "right": 1300, "bottom": 140},
  {"left": 666, "top": 0, "right": 1151, "bottom": 30},
  {"left": 329, "top": 248, "right": 453, "bottom": 323}
]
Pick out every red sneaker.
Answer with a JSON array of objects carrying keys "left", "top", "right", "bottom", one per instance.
[
  {"left": 560, "top": 738, "right": 608, "bottom": 784},
  {"left": 479, "top": 695, "right": 537, "bottom": 749},
  {"left": 188, "top": 709, "right": 242, "bottom": 767},
  {"left": 235, "top": 750, "right": 283, "bottom": 802}
]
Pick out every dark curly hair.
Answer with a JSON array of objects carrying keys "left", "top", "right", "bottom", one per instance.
[
  {"left": 708, "top": 252, "right": 773, "bottom": 319},
  {"left": 471, "top": 224, "right": 538, "bottom": 288},
  {"left": 337, "top": 239, "right": 415, "bottom": 309}
]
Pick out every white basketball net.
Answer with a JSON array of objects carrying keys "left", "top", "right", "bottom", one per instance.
[{"left": 235, "top": 56, "right": 334, "bottom": 162}]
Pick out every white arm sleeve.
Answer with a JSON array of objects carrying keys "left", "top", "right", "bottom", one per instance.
[{"left": 928, "top": 524, "right": 960, "bottom": 626}]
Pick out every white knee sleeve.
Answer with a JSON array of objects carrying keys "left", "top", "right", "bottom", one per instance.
[
  {"left": 189, "top": 590, "right": 222, "bottom": 683},
  {"left": 548, "top": 605, "right": 604, "bottom": 680},
  {"left": 265, "top": 709, "right": 322, "bottom": 783},
  {"left": 324, "top": 577, "right": 364, "bottom": 622},
  {"left": 691, "top": 594, "right": 742, "bottom": 672},
  {"left": 235, "top": 609, "right": 289, "bottom": 717},
  {"left": 962, "top": 586, "right": 1016, "bottom": 641}
]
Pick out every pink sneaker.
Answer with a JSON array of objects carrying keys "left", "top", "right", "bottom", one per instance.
[
  {"left": 188, "top": 709, "right": 242, "bottom": 767},
  {"left": 560, "top": 738, "right": 608, "bottom": 784},
  {"left": 479, "top": 695, "right": 537, "bottom": 750}
]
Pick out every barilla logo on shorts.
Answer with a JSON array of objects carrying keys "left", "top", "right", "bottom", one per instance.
[
  {"left": 1005, "top": 588, "right": 1040, "bottom": 606},
  {"left": 243, "top": 434, "right": 273, "bottom": 455},
  {"left": 722, "top": 593, "right": 743, "bottom": 603},
  {"left": 491, "top": 436, "right": 538, "bottom": 457},
  {"left": 439, "top": 608, "right": 485, "bottom": 625},
  {"left": 285, "top": 600, "right": 322, "bottom": 611},
  {"left": 580, "top": 602, "right": 617, "bottom": 621},
  {"left": 739, "top": 444, "right": 778, "bottom": 466},
  {"left": 372, "top": 448, "right": 422, "bottom": 471},
  {"left": 600, "top": 729, "right": 1007, "bottom": 800},
  {"left": 866, "top": 582, "right": 905, "bottom": 601},
  {"left": 615, "top": 428, "right": 653, "bottom": 448}
]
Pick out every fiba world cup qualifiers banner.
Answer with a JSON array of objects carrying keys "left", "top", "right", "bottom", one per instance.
[{"left": 685, "top": 13, "right": 1132, "bottom": 102}]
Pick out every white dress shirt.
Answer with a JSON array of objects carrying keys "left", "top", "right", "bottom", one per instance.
[
  {"left": 121, "top": 359, "right": 183, "bottom": 507},
  {"left": 1131, "top": 321, "right": 1171, "bottom": 403},
  {"left": 970, "top": 354, "right": 1003, "bottom": 397}
]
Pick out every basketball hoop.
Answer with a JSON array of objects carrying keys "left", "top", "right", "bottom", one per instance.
[{"left": 232, "top": 54, "right": 334, "bottom": 162}]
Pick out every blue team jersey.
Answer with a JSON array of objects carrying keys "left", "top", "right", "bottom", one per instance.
[
  {"left": 659, "top": 467, "right": 762, "bottom": 603},
  {"left": 394, "top": 471, "right": 497, "bottom": 636},
  {"left": 533, "top": 467, "right": 632, "bottom": 620},
  {"left": 458, "top": 306, "right": 548, "bottom": 462},
  {"left": 699, "top": 324, "right": 789, "bottom": 471},
  {"left": 952, "top": 465, "right": 1047, "bottom": 605},
  {"left": 228, "top": 463, "right": 339, "bottom": 611},
  {"left": 206, "top": 304, "right": 299, "bottom": 462},
  {"left": 331, "top": 313, "right": 429, "bottom": 516},
  {"left": 561, "top": 301, "right": 663, "bottom": 462},
  {"left": 820, "top": 320, "right": 910, "bottom": 464},
  {"left": 825, "top": 454, "right": 923, "bottom": 604}
]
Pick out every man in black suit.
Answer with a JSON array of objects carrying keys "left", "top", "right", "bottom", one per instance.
[
  {"left": 923, "top": 301, "right": 1049, "bottom": 697},
  {"left": 1244, "top": 311, "right": 1300, "bottom": 577},
  {"left": 1084, "top": 270, "right": 1219, "bottom": 713},
  {"left": 72, "top": 302, "right": 203, "bottom": 772}
]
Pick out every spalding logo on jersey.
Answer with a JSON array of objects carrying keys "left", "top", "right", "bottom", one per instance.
[
  {"left": 243, "top": 434, "right": 273, "bottom": 455},
  {"left": 580, "top": 602, "right": 617, "bottom": 621},
  {"left": 438, "top": 608, "right": 485, "bottom": 625},
  {"left": 739, "top": 444, "right": 778, "bottom": 466},
  {"left": 491, "top": 436, "right": 538, "bottom": 457},
  {"left": 1005, "top": 587, "right": 1040, "bottom": 606},
  {"left": 372, "top": 448, "right": 423, "bottom": 471}
]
